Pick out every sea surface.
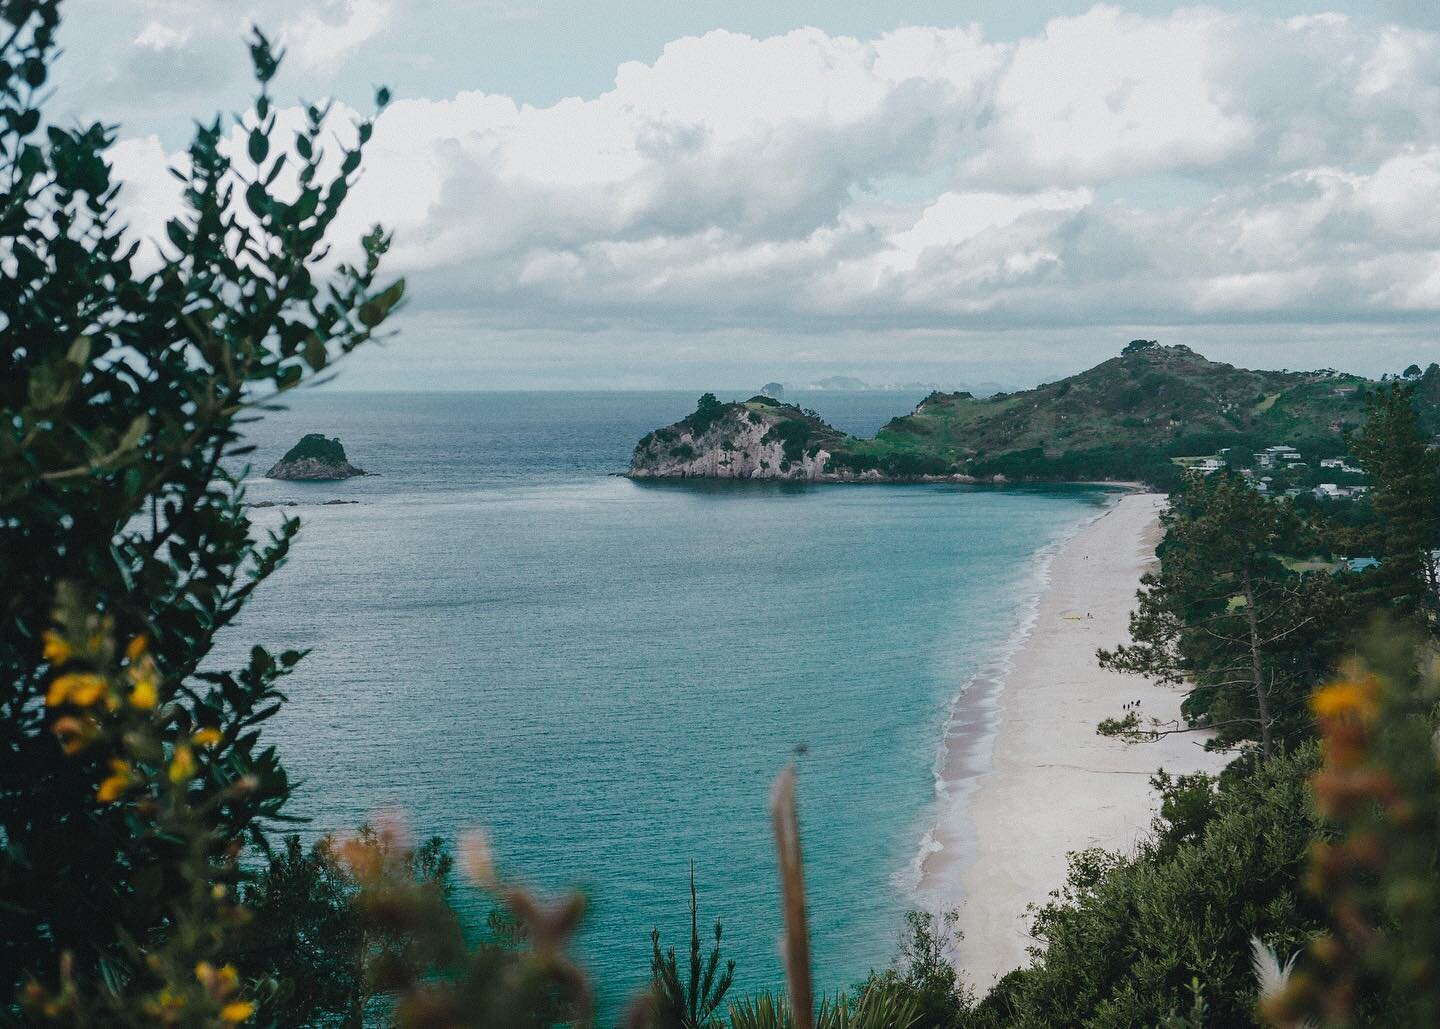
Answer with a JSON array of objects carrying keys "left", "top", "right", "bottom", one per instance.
[{"left": 215, "top": 389, "right": 1114, "bottom": 1013}]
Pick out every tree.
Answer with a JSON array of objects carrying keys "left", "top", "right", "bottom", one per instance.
[
  {"left": 856, "top": 910, "right": 972, "bottom": 1028},
  {"left": 649, "top": 864, "right": 736, "bottom": 1029},
  {"left": 1099, "top": 473, "right": 1346, "bottom": 757},
  {"left": 975, "top": 748, "right": 1324, "bottom": 1027},
  {"left": 0, "top": 0, "right": 403, "bottom": 1006},
  {"left": 688, "top": 392, "right": 728, "bottom": 434},
  {"left": 235, "top": 836, "right": 361, "bottom": 1023},
  {"left": 1345, "top": 382, "right": 1440, "bottom": 626}
]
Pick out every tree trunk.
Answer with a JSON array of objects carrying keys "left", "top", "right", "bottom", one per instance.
[{"left": 1242, "top": 559, "right": 1274, "bottom": 759}]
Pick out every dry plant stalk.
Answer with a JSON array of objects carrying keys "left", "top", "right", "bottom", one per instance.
[{"left": 770, "top": 763, "right": 814, "bottom": 1029}]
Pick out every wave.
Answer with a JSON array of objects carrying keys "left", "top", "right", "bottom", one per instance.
[{"left": 900, "top": 495, "right": 1123, "bottom": 902}]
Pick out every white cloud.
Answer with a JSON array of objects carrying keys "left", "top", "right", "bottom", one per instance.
[
  {"left": 132, "top": 22, "right": 188, "bottom": 50},
  {"left": 282, "top": 0, "right": 393, "bottom": 71},
  {"left": 106, "top": 6, "right": 1440, "bottom": 344}
]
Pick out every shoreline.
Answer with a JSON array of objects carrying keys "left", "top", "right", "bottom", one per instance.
[{"left": 916, "top": 492, "right": 1228, "bottom": 988}]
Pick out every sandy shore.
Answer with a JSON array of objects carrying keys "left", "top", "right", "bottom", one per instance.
[{"left": 918, "top": 492, "right": 1229, "bottom": 988}]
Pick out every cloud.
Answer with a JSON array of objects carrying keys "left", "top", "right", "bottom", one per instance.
[
  {"left": 282, "top": 0, "right": 393, "bottom": 71},
  {"left": 105, "top": 6, "right": 1440, "bottom": 347},
  {"left": 132, "top": 22, "right": 189, "bottom": 50}
]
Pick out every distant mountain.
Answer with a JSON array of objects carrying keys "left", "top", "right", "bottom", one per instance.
[
  {"left": 632, "top": 345, "right": 1440, "bottom": 486},
  {"left": 780, "top": 375, "right": 1005, "bottom": 394},
  {"left": 805, "top": 375, "right": 871, "bottom": 390}
]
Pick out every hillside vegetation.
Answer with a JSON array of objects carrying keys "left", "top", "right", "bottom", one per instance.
[{"left": 632, "top": 343, "right": 1440, "bottom": 487}]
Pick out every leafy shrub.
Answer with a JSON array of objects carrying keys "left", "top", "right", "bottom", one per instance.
[
  {"left": 0, "top": 2, "right": 401, "bottom": 1012},
  {"left": 763, "top": 419, "right": 813, "bottom": 462},
  {"left": 278, "top": 433, "right": 350, "bottom": 465},
  {"left": 977, "top": 748, "right": 1324, "bottom": 1027}
]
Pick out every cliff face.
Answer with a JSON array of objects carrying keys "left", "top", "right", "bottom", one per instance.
[{"left": 629, "top": 397, "right": 859, "bottom": 481}]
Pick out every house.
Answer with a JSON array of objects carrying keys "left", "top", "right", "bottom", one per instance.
[
  {"left": 1313, "top": 483, "right": 1342, "bottom": 499},
  {"left": 1194, "top": 457, "right": 1225, "bottom": 474},
  {"left": 1254, "top": 445, "right": 1301, "bottom": 469},
  {"left": 1320, "top": 457, "right": 1364, "bottom": 474}
]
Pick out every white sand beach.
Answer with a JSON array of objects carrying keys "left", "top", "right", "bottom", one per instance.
[{"left": 919, "top": 492, "right": 1230, "bottom": 988}]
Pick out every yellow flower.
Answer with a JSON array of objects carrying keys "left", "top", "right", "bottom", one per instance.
[
  {"left": 158, "top": 988, "right": 185, "bottom": 1010},
  {"left": 168, "top": 744, "right": 196, "bottom": 783},
  {"left": 42, "top": 630, "right": 71, "bottom": 665},
  {"left": 125, "top": 634, "right": 148, "bottom": 661},
  {"left": 129, "top": 677, "right": 158, "bottom": 710},
  {"left": 1311, "top": 677, "right": 1380, "bottom": 722},
  {"left": 97, "top": 762, "right": 132, "bottom": 803},
  {"left": 219, "top": 1001, "right": 254, "bottom": 1023},
  {"left": 217, "top": 964, "right": 239, "bottom": 992},
  {"left": 46, "top": 672, "right": 108, "bottom": 708},
  {"left": 194, "top": 961, "right": 215, "bottom": 985},
  {"left": 192, "top": 728, "right": 222, "bottom": 748}
]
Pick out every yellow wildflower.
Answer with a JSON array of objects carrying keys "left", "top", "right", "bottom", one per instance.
[
  {"left": 46, "top": 672, "right": 108, "bottom": 708},
  {"left": 42, "top": 630, "right": 71, "bottom": 665},
  {"left": 96, "top": 761, "right": 132, "bottom": 803},
  {"left": 192, "top": 728, "right": 222, "bottom": 748},
  {"left": 217, "top": 964, "right": 239, "bottom": 993},
  {"left": 125, "top": 634, "right": 148, "bottom": 661},
  {"left": 129, "top": 677, "right": 158, "bottom": 710},
  {"left": 168, "top": 744, "right": 196, "bottom": 783},
  {"left": 194, "top": 961, "right": 215, "bottom": 985},
  {"left": 158, "top": 988, "right": 185, "bottom": 1010},
  {"left": 1311, "top": 677, "right": 1380, "bottom": 722},
  {"left": 219, "top": 1000, "right": 254, "bottom": 1023}
]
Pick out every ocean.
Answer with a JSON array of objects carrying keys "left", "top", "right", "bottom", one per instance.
[{"left": 217, "top": 389, "right": 1114, "bottom": 1013}]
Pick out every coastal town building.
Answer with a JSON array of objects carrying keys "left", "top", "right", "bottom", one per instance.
[{"left": 1253, "top": 445, "right": 1302, "bottom": 469}]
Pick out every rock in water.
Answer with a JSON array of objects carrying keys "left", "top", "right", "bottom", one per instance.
[{"left": 266, "top": 434, "right": 367, "bottom": 480}]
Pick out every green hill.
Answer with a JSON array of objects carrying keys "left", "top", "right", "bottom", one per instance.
[{"left": 630, "top": 344, "right": 1440, "bottom": 487}]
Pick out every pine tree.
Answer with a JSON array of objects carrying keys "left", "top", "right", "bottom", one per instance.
[
  {"left": 1099, "top": 473, "right": 1346, "bottom": 757},
  {"left": 1345, "top": 382, "right": 1440, "bottom": 627},
  {"left": 650, "top": 864, "right": 736, "bottom": 1028}
]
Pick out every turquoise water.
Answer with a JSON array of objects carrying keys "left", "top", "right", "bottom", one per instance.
[{"left": 218, "top": 390, "right": 1112, "bottom": 1013}]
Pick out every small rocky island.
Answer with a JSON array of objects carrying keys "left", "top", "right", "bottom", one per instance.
[
  {"left": 266, "top": 434, "right": 367, "bottom": 480},
  {"left": 629, "top": 393, "right": 872, "bottom": 481}
]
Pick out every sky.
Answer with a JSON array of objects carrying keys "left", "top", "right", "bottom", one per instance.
[{"left": 47, "top": 1, "right": 1440, "bottom": 390}]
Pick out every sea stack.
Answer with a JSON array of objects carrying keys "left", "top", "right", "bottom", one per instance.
[{"left": 266, "top": 434, "right": 366, "bottom": 480}]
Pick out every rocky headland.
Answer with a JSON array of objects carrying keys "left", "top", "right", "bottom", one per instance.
[
  {"left": 628, "top": 345, "right": 1440, "bottom": 487},
  {"left": 266, "top": 434, "right": 367, "bottom": 480},
  {"left": 628, "top": 393, "right": 970, "bottom": 482}
]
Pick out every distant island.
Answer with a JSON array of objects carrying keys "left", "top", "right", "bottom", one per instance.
[
  {"left": 758, "top": 375, "right": 1003, "bottom": 393},
  {"left": 631, "top": 342, "right": 1440, "bottom": 488},
  {"left": 266, "top": 434, "right": 367, "bottom": 480}
]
